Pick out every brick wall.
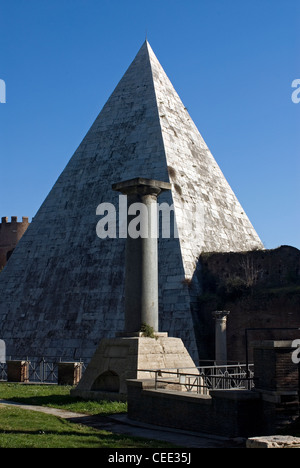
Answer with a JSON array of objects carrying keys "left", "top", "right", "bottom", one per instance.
[
  {"left": 193, "top": 246, "right": 300, "bottom": 362},
  {"left": 252, "top": 341, "right": 299, "bottom": 433},
  {"left": 253, "top": 341, "right": 298, "bottom": 392}
]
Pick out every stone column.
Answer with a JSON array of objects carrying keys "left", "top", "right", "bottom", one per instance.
[
  {"left": 212, "top": 311, "right": 230, "bottom": 365},
  {"left": 0, "top": 339, "right": 5, "bottom": 363},
  {"left": 112, "top": 178, "right": 171, "bottom": 333}
]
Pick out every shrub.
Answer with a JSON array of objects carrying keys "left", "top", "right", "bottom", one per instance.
[{"left": 140, "top": 323, "right": 156, "bottom": 338}]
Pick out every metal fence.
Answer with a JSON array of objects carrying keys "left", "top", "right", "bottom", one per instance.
[
  {"left": 0, "top": 357, "right": 89, "bottom": 384},
  {"left": 143, "top": 363, "right": 255, "bottom": 394},
  {"left": 0, "top": 358, "right": 254, "bottom": 391}
]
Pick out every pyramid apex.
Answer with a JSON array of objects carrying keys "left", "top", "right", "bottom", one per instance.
[{"left": 138, "top": 38, "right": 152, "bottom": 52}]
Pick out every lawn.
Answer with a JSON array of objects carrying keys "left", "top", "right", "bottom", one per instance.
[
  {"left": 0, "top": 383, "right": 175, "bottom": 448},
  {"left": 0, "top": 405, "right": 173, "bottom": 448},
  {"left": 0, "top": 382, "right": 127, "bottom": 415}
]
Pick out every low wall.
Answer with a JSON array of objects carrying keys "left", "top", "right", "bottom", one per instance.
[
  {"left": 127, "top": 379, "right": 261, "bottom": 438},
  {"left": 127, "top": 341, "right": 300, "bottom": 438},
  {"left": 252, "top": 341, "right": 300, "bottom": 433}
]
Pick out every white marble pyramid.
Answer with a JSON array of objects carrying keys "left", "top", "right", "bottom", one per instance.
[{"left": 0, "top": 41, "right": 263, "bottom": 362}]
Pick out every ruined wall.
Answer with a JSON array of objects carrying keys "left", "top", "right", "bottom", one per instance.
[
  {"left": 0, "top": 217, "right": 30, "bottom": 269},
  {"left": 193, "top": 246, "right": 300, "bottom": 362},
  {"left": 200, "top": 245, "right": 300, "bottom": 288}
]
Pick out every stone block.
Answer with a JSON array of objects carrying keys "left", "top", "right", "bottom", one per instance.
[
  {"left": 58, "top": 362, "right": 83, "bottom": 385},
  {"left": 246, "top": 436, "right": 300, "bottom": 448}
]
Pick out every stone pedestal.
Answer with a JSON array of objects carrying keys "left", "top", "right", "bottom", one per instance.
[
  {"left": 7, "top": 360, "right": 29, "bottom": 382},
  {"left": 71, "top": 335, "right": 196, "bottom": 401},
  {"left": 57, "top": 362, "right": 82, "bottom": 386}
]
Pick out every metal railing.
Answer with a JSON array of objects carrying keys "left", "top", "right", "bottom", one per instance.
[
  {"left": 0, "top": 357, "right": 89, "bottom": 383},
  {"left": 0, "top": 363, "right": 6, "bottom": 381},
  {"left": 140, "top": 363, "right": 255, "bottom": 394},
  {"left": 1, "top": 358, "right": 254, "bottom": 392}
]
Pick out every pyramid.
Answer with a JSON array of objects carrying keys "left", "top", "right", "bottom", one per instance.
[{"left": 0, "top": 41, "right": 263, "bottom": 362}]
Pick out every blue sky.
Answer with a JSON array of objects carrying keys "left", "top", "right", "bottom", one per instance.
[{"left": 0, "top": 0, "right": 299, "bottom": 250}]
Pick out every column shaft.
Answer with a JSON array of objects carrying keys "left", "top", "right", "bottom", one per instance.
[{"left": 112, "top": 178, "right": 171, "bottom": 333}]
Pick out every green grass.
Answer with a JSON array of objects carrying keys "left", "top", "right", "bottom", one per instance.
[
  {"left": 0, "top": 405, "right": 173, "bottom": 448},
  {"left": 0, "top": 382, "right": 127, "bottom": 415},
  {"left": 0, "top": 383, "right": 175, "bottom": 448}
]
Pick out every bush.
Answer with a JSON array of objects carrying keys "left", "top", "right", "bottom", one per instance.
[
  {"left": 217, "top": 276, "right": 249, "bottom": 301},
  {"left": 140, "top": 323, "right": 156, "bottom": 338}
]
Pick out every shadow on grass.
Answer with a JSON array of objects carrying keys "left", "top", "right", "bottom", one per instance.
[
  {"left": 0, "top": 427, "right": 172, "bottom": 448},
  {"left": 3, "top": 393, "right": 127, "bottom": 415},
  {"left": 0, "top": 427, "right": 136, "bottom": 441},
  {"left": 6, "top": 394, "right": 83, "bottom": 407},
  {"left": 0, "top": 412, "right": 176, "bottom": 448}
]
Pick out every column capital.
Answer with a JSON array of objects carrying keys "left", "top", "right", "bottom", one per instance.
[
  {"left": 112, "top": 178, "right": 171, "bottom": 197},
  {"left": 212, "top": 310, "right": 230, "bottom": 321}
]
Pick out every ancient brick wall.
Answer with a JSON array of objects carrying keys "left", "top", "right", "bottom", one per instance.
[
  {"left": 253, "top": 344, "right": 298, "bottom": 392},
  {"left": 193, "top": 246, "right": 300, "bottom": 362},
  {"left": 0, "top": 216, "right": 30, "bottom": 269},
  {"left": 200, "top": 245, "right": 300, "bottom": 288}
]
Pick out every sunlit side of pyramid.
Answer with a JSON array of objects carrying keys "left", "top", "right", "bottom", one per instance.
[{"left": 0, "top": 41, "right": 263, "bottom": 361}]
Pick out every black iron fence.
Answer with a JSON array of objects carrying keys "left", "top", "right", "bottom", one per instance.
[{"left": 139, "top": 363, "right": 255, "bottom": 394}]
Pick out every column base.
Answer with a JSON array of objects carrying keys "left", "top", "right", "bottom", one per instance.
[
  {"left": 115, "top": 331, "right": 168, "bottom": 338},
  {"left": 71, "top": 335, "right": 196, "bottom": 401}
]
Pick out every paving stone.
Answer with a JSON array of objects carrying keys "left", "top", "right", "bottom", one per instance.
[{"left": 246, "top": 435, "right": 300, "bottom": 448}]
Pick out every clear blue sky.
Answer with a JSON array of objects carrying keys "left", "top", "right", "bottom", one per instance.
[{"left": 0, "top": 0, "right": 299, "bottom": 250}]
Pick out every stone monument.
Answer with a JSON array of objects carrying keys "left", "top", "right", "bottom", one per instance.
[
  {"left": 71, "top": 178, "right": 198, "bottom": 400},
  {"left": 0, "top": 40, "right": 263, "bottom": 362}
]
